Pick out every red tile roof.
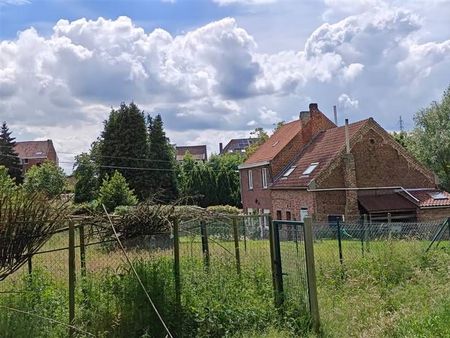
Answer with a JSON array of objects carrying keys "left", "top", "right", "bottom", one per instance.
[
  {"left": 14, "top": 140, "right": 52, "bottom": 159},
  {"left": 407, "top": 190, "right": 450, "bottom": 207},
  {"left": 244, "top": 120, "right": 302, "bottom": 164},
  {"left": 272, "top": 119, "right": 369, "bottom": 188}
]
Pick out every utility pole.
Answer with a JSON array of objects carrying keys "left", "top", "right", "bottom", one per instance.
[{"left": 399, "top": 116, "right": 404, "bottom": 133}]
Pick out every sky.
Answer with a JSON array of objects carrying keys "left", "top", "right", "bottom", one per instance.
[{"left": 1, "top": 0, "right": 450, "bottom": 173}]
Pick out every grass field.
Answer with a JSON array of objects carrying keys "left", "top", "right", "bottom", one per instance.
[{"left": 0, "top": 231, "right": 449, "bottom": 337}]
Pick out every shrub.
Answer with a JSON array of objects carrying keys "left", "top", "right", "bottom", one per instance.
[
  {"left": 206, "top": 205, "right": 242, "bottom": 215},
  {"left": 23, "top": 161, "right": 66, "bottom": 198},
  {"left": 97, "top": 171, "right": 138, "bottom": 212}
]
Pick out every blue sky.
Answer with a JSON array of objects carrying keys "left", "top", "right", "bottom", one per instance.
[{"left": 0, "top": 0, "right": 449, "bottom": 172}]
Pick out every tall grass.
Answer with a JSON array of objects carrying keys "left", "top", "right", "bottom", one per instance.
[{"left": 0, "top": 239, "right": 448, "bottom": 337}]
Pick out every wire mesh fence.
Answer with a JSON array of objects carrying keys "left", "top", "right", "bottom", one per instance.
[{"left": 312, "top": 217, "right": 450, "bottom": 272}]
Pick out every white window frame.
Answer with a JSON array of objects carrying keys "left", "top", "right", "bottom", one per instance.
[
  {"left": 302, "top": 162, "right": 319, "bottom": 176},
  {"left": 262, "top": 168, "right": 268, "bottom": 189},
  {"left": 248, "top": 169, "right": 253, "bottom": 190},
  {"left": 300, "top": 208, "right": 309, "bottom": 222}
]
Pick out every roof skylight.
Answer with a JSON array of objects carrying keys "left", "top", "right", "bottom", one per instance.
[
  {"left": 302, "top": 162, "right": 319, "bottom": 176},
  {"left": 283, "top": 166, "right": 296, "bottom": 177},
  {"left": 428, "top": 192, "right": 448, "bottom": 200}
]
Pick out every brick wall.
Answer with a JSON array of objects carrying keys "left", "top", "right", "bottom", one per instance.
[
  {"left": 240, "top": 165, "right": 272, "bottom": 211},
  {"left": 417, "top": 208, "right": 450, "bottom": 221},
  {"left": 351, "top": 128, "right": 435, "bottom": 188},
  {"left": 271, "top": 189, "right": 314, "bottom": 220}
]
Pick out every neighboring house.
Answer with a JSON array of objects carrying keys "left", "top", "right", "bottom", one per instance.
[
  {"left": 219, "top": 138, "right": 257, "bottom": 154},
  {"left": 176, "top": 145, "right": 208, "bottom": 162},
  {"left": 14, "top": 140, "right": 58, "bottom": 173},
  {"left": 238, "top": 103, "right": 450, "bottom": 222}
]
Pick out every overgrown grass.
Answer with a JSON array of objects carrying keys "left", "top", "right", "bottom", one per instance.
[{"left": 0, "top": 238, "right": 449, "bottom": 337}]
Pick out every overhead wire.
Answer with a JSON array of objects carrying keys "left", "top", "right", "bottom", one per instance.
[{"left": 102, "top": 204, "right": 174, "bottom": 338}]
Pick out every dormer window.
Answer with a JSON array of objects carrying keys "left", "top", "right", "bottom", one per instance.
[{"left": 302, "top": 162, "right": 319, "bottom": 176}]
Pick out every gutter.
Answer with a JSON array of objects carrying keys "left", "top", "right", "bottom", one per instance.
[
  {"left": 238, "top": 160, "right": 270, "bottom": 170},
  {"left": 306, "top": 186, "right": 421, "bottom": 203}
]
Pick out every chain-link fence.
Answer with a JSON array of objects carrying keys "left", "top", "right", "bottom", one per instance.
[{"left": 312, "top": 217, "right": 450, "bottom": 271}]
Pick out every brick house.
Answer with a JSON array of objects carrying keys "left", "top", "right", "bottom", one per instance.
[
  {"left": 238, "top": 103, "right": 450, "bottom": 222},
  {"left": 219, "top": 138, "right": 257, "bottom": 154},
  {"left": 14, "top": 140, "right": 58, "bottom": 173},
  {"left": 176, "top": 145, "right": 207, "bottom": 162}
]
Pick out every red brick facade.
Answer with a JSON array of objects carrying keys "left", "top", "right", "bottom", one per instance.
[
  {"left": 15, "top": 140, "right": 58, "bottom": 173},
  {"left": 239, "top": 105, "right": 449, "bottom": 222}
]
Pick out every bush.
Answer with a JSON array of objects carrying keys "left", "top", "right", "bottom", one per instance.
[
  {"left": 23, "top": 161, "right": 66, "bottom": 198},
  {"left": 206, "top": 205, "right": 242, "bottom": 215},
  {"left": 97, "top": 171, "right": 138, "bottom": 212}
]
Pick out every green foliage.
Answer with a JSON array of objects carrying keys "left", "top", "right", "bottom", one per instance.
[
  {"left": 23, "top": 161, "right": 66, "bottom": 198},
  {"left": 147, "top": 114, "right": 178, "bottom": 202},
  {"left": 245, "top": 127, "right": 269, "bottom": 158},
  {"left": 73, "top": 153, "right": 98, "bottom": 203},
  {"left": 98, "top": 102, "right": 151, "bottom": 200},
  {"left": 97, "top": 171, "right": 138, "bottom": 212},
  {"left": 409, "top": 85, "right": 450, "bottom": 190},
  {"left": 207, "top": 205, "right": 242, "bottom": 215},
  {"left": 178, "top": 152, "right": 244, "bottom": 208},
  {"left": 391, "top": 131, "right": 411, "bottom": 149},
  {"left": 0, "top": 121, "right": 22, "bottom": 183},
  {"left": 0, "top": 165, "right": 16, "bottom": 193}
]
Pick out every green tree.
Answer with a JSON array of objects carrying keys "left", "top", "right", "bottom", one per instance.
[
  {"left": 147, "top": 114, "right": 178, "bottom": 202},
  {"left": 0, "top": 165, "right": 16, "bottom": 193},
  {"left": 99, "top": 102, "right": 150, "bottom": 199},
  {"left": 245, "top": 127, "right": 269, "bottom": 158},
  {"left": 0, "top": 122, "right": 22, "bottom": 182},
  {"left": 98, "top": 171, "right": 138, "bottom": 212},
  {"left": 23, "top": 161, "right": 66, "bottom": 198},
  {"left": 73, "top": 153, "right": 98, "bottom": 203},
  {"left": 409, "top": 85, "right": 450, "bottom": 191},
  {"left": 391, "top": 131, "right": 411, "bottom": 149}
]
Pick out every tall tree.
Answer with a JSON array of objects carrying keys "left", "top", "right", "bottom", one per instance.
[
  {"left": 73, "top": 153, "right": 98, "bottom": 203},
  {"left": 147, "top": 114, "right": 178, "bottom": 202},
  {"left": 409, "top": 85, "right": 450, "bottom": 191},
  {"left": 0, "top": 122, "right": 22, "bottom": 182},
  {"left": 99, "top": 102, "right": 150, "bottom": 199}
]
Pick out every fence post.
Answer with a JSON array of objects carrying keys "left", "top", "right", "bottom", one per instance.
[
  {"left": 268, "top": 216, "right": 278, "bottom": 305},
  {"left": 361, "top": 214, "right": 367, "bottom": 257},
  {"left": 243, "top": 217, "right": 247, "bottom": 253},
  {"left": 337, "top": 218, "right": 343, "bottom": 265},
  {"left": 363, "top": 214, "right": 369, "bottom": 254},
  {"left": 79, "top": 224, "right": 86, "bottom": 278},
  {"left": 232, "top": 217, "right": 241, "bottom": 276},
  {"left": 270, "top": 218, "right": 284, "bottom": 308},
  {"left": 27, "top": 245, "right": 32, "bottom": 276},
  {"left": 304, "top": 217, "right": 320, "bottom": 334},
  {"left": 173, "top": 217, "right": 182, "bottom": 333},
  {"left": 200, "top": 220, "right": 210, "bottom": 270},
  {"left": 68, "top": 220, "right": 76, "bottom": 338}
]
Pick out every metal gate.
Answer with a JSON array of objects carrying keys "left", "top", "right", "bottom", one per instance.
[{"left": 270, "top": 218, "right": 320, "bottom": 332}]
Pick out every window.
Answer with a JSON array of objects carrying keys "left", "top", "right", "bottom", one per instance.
[
  {"left": 300, "top": 208, "right": 308, "bottom": 222},
  {"left": 302, "top": 162, "right": 319, "bottom": 176},
  {"left": 24, "top": 159, "right": 29, "bottom": 164},
  {"left": 283, "top": 166, "right": 296, "bottom": 178},
  {"left": 276, "top": 210, "right": 282, "bottom": 220},
  {"left": 262, "top": 168, "right": 268, "bottom": 189},
  {"left": 428, "top": 192, "right": 448, "bottom": 200},
  {"left": 248, "top": 170, "right": 253, "bottom": 190},
  {"left": 286, "top": 211, "right": 291, "bottom": 220}
]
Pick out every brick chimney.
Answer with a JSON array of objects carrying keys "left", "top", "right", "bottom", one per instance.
[
  {"left": 343, "top": 119, "right": 359, "bottom": 221},
  {"left": 219, "top": 142, "right": 223, "bottom": 154}
]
